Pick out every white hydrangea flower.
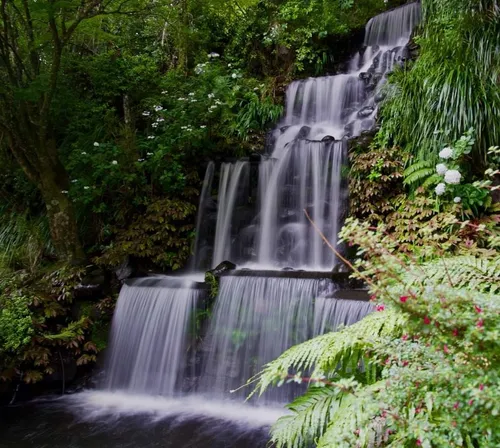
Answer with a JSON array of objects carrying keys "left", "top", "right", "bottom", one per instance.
[
  {"left": 444, "top": 169, "right": 461, "bottom": 184},
  {"left": 93, "top": 142, "right": 100, "bottom": 147},
  {"left": 208, "top": 52, "right": 220, "bottom": 58},
  {"left": 147, "top": 135, "right": 155, "bottom": 140},
  {"left": 208, "top": 93, "right": 215, "bottom": 99},
  {"left": 454, "top": 197, "right": 462, "bottom": 203},
  {"left": 435, "top": 183, "right": 446, "bottom": 196},
  {"left": 84, "top": 186, "right": 90, "bottom": 190},
  {"left": 231, "top": 73, "right": 238, "bottom": 79},
  {"left": 81, "top": 151, "right": 87, "bottom": 155},
  {"left": 436, "top": 163, "right": 448, "bottom": 175},
  {"left": 111, "top": 160, "right": 118, "bottom": 165},
  {"left": 154, "top": 105, "right": 163, "bottom": 112},
  {"left": 142, "top": 111, "right": 151, "bottom": 116},
  {"left": 61, "top": 190, "right": 68, "bottom": 194},
  {"left": 439, "top": 147, "right": 453, "bottom": 159},
  {"left": 146, "top": 152, "right": 153, "bottom": 156},
  {"left": 200, "top": 125, "right": 206, "bottom": 129}
]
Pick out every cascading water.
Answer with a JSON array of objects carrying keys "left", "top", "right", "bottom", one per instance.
[
  {"left": 83, "top": 2, "right": 420, "bottom": 435},
  {"left": 203, "top": 2, "right": 421, "bottom": 268},
  {"left": 198, "top": 275, "right": 372, "bottom": 403},
  {"left": 104, "top": 277, "right": 201, "bottom": 396}
]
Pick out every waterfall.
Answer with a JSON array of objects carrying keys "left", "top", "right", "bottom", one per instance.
[
  {"left": 202, "top": 2, "right": 421, "bottom": 270},
  {"left": 95, "top": 2, "right": 420, "bottom": 425},
  {"left": 197, "top": 275, "right": 372, "bottom": 403},
  {"left": 104, "top": 277, "right": 202, "bottom": 396}
]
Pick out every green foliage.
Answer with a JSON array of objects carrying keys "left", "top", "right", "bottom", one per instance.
[
  {"left": 255, "top": 217, "right": 500, "bottom": 447},
  {"left": 97, "top": 198, "right": 197, "bottom": 270},
  {"left": 380, "top": 0, "right": 500, "bottom": 168}
]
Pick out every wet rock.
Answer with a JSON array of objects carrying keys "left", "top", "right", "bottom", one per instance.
[
  {"left": 282, "top": 267, "right": 295, "bottom": 271},
  {"left": 375, "top": 91, "right": 387, "bottom": 103},
  {"left": 280, "top": 125, "right": 291, "bottom": 134},
  {"left": 341, "top": 107, "right": 356, "bottom": 120},
  {"left": 297, "top": 125, "right": 311, "bottom": 140},
  {"left": 361, "top": 118, "right": 375, "bottom": 131},
  {"left": 209, "top": 260, "right": 237, "bottom": 276},
  {"left": 115, "top": 258, "right": 133, "bottom": 281},
  {"left": 359, "top": 72, "right": 371, "bottom": 82},
  {"left": 321, "top": 135, "right": 336, "bottom": 143},
  {"left": 357, "top": 106, "right": 375, "bottom": 119},
  {"left": 344, "top": 121, "right": 355, "bottom": 134},
  {"left": 332, "top": 263, "right": 350, "bottom": 274}
]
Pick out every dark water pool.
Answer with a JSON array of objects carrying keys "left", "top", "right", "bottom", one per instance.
[{"left": 0, "top": 392, "right": 281, "bottom": 448}]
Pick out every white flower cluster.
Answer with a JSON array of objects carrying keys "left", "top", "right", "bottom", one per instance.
[
  {"left": 181, "top": 125, "right": 194, "bottom": 132},
  {"left": 436, "top": 163, "right": 447, "bottom": 175},
  {"left": 439, "top": 147, "right": 453, "bottom": 159},
  {"left": 444, "top": 169, "right": 461, "bottom": 185},
  {"left": 433, "top": 145, "right": 462, "bottom": 202},
  {"left": 435, "top": 183, "right": 446, "bottom": 196},
  {"left": 195, "top": 63, "right": 207, "bottom": 74},
  {"left": 208, "top": 52, "right": 220, "bottom": 58}
]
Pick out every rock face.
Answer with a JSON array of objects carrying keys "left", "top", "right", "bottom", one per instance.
[
  {"left": 357, "top": 106, "right": 375, "bottom": 118},
  {"left": 208, "top": 260, "right": 237, "bottom": 277}
]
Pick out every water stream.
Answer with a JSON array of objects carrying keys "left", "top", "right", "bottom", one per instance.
[{"left": 1, "top": 4, "right": 421, "bottom": 447}]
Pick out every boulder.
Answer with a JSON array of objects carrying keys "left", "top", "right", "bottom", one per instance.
[{"left": 357, "top": 106, "right": 375, "bottom": 119}]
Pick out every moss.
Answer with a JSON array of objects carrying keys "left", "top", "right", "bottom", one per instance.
[{"left": 205, "top": 271, "right": 219, "bottom": 299}]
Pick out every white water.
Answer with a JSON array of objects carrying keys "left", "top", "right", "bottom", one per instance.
[
  {"left": 205, "top": 2, "right": 421, "bottom": 270},
  {"left": 198, "top": 275, "right": 372, "bottom": 403},
  {"left": 96, "top": 3, "right": 419, "bottom": 428},
  {"left": 104, "top": 277, "right": 201, "bottom": 396},
  {"left": 66, "top": 391, "right": 285, "bottom": 428}
]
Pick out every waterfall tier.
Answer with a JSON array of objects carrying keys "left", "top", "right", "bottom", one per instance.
[{"left": 195, "top": 2, "right": 421, "bottom": 271}]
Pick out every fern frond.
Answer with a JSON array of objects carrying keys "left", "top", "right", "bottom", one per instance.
[
  {"left": 403, "top": 160, "right": 434, "bottom": 177},
  {"left": 403, "top": 164, "right": 435, "bottom": 187},
  {"left": 270, "top": 386, "right": 343, "bottom": 448},
  {"left": 251, "top": 309, "right": 407, "bottom": 397},
  {"left": 404, "top": 255, "right": 500, "bottom": 293}
]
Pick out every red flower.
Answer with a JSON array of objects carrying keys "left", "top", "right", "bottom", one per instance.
[
  {"left": 474, "top": 305, "right": 482, "bottom": 314},
  {"left": 477, "top": 319, "right": 484, "bottom": 329},
  {"left": 468, "top": 399, "right": 474, "bottom": 406},
  {"left": 400, "top": 296, "right": 409, "bottom": 303},
  {"left": 416, "top": 440, "right": 422, "bottom": 446},
  {"left": 402, "top": 334, "right": 409, "bottom": 341},
  {"left": 370, "top": 295, "right": 376, "bottom": 302},
  {"left": 452, "top": 328, "right": 459, "bottom": 337},
  {"left": 453, "top": 402, "right": 459, "bottom": 410},
  {"left": 376, "top": 304, "right": 385, "bottom": 312},
  {"left": 423, "top": 316, "right": 431, "bottom": 325},
  {"left": 443, "top": 345, "right": 450, "bottom": 354},
  {"left": 479, "top": 384, "right": 485, "bottom": 391},
  {"left": 402, "top": 360, "right": 409, "bottom": 367}
]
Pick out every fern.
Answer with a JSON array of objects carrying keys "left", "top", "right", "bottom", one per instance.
[
  {"left": 252, "top": 309, "right": 407, "bottom": 397},
  {"left": 403, "top": 160, "right": 435, "bottom": 188},
  {"left": 404, "top": 255, "right": 500, "bottom": 294}
]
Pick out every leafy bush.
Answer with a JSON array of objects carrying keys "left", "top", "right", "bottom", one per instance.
[
  {"left": 252, "top": 217, "right": 500, "bottom": 447},
  {"left": 380, "top": 0, "right": 500, "bottom": 168}
]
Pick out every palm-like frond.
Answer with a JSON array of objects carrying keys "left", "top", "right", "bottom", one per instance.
[
  {"left": 252, "top": 309, "right": 407, "bottom": 397},
  {"left": 404, "top": 255, "right": 500, "bottom": 294}
]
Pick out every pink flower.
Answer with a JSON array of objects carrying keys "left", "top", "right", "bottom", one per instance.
[
  {"left": 475, "top": 305, "right": 482, "bottom": 313},
  {"left": 376, "top": 304, "right": 385, "bottom": 312},
  {"left": 416, "top": 440, "right": 422, "bottom": 446},
  {"left": 402, "top": 334, "right": 409, "bottom": 341},
  {"left": 468, "top": 399, "right": 474, "bottom": 406},
  {"left": 423, "top": 316, "right": 431, "bottom": 325},
  {"left": 477, "top": 319, "right": 484, "bottom": 329},
  {"left": 443, "top": 345, "right": 450, "bottom": 354},
  {"left": 400, "top": 295, "right": 409, "bottom": 303},
  {"left": 453, "top": 402, "right": 459, "bottom": 410},
  {"left": 479, "top": 384, "right": 485, "bottom": 391},
  {"left": 452, "top": 328, "right": 459, "bottom": 337}
]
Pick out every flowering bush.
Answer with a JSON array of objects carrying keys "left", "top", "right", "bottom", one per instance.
[{"left": 253, "top": 218, "right": 500, "bottom": 448}]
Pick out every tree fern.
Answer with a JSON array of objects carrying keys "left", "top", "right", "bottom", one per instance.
[
  {"left": 252, "top": 309, "right": 407, "bottom": 397},
  {"left": 404, "top": 255, "right": 500, "bottom": 294}
]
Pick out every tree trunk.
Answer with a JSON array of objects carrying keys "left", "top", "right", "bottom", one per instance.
[{"left": 35, "top": 143, "right": 85, "bottom": 264}]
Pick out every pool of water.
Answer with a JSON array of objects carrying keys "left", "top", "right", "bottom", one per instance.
[{"left": 0, "top": 392, "right": 282, "bottom": 448}]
